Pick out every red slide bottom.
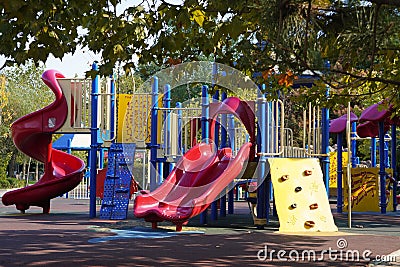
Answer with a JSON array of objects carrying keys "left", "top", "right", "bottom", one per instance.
[{"left": 134, "top": 142, "right": 251, "bottom": 231}]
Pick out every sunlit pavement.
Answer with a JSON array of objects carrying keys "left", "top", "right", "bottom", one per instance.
[{"left": 0, "top": 197, "right": 399, "bottom": 266}]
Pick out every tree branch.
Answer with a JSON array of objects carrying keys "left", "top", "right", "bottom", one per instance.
[
  {"left": 160, "top": 0, "right": 181, "bottom": 7},
  {"left": 304, "top": 0, "right": 312, "bottom": 63},
  {"left": 368, "top": 4, "right": 380, "bottom": 79},
  {"left": 367, "top": 0, "right": 400, "bottom": 7},
  {"left": 331, "top": 69, "right": 400, "bottom": 86}
]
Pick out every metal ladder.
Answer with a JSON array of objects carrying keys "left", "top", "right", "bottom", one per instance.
[{"left": 99, "top": 143, "right": 136, "bottom": 220}]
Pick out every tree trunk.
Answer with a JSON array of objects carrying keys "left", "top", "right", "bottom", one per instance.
[
  {"left": 7, "top": 153, "right": 16, "bottom": 178},
  {"left": 26, "top": 157, "right": 31, "bottom": 186},
  {"left": 22, "top": 161, "right": 26, "bottom": 179}
]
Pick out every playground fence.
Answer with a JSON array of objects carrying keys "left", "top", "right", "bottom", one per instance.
[{"left": 65, "top": 176, "right": 90, "bottom": 199}]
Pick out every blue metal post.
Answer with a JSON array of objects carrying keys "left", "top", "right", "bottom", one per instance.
[
  {"left": 228, "top": 114, "right": 235, "bottom": 214},
  {"left": 157, "top": 162, "right": 163, "bottom": 185},
  {"left": 65, "top": 138, "right": 72, "bottom": 198},
  {"left": 163, "top": 84, "right": 172, "bottom": 177},
  {"left": 89, "top": 62, "right": 99, "bottom": 218},
  {"left": 164, "top": 84, "right": 171, "bottom": 156},
  {"left": 211, "top": 90, "right": 219, "bottom": 221},
  {"left": 378, "top": 121, "right": 387, "bottom": 214},
  {"left": 351, "top": 122, "right": 358, "bottom": 167},
  {"left": 110, "top": 75, "right": 116, "bottom": 140},
  {"left": 212, "top": 90, "right": 220, "bottom": 147},
  {"left": 265, "top": 91, "right": 272, "bottom": 220},
  {"left": 371, "top": 138, "right": 377, "bottom": 167},
  {"left": 200, "top": 85, "right": 209, "bottom": 224},
  {"left": 337, "top": 133, "right": 343, "bottom": 213},
  {"left": 265, "top": 86, "right": 271, "bottom": 156},
  {"left": 219, "top": 92, "right": 227, "bottom": 217},
  {"left": 321, "top": 86, "right": 330, "bottom": 195},
  {"left": 391, "top": 125, "right": 397, "bottom": 210},
  {"left": 256, "top": 90, "right": 267, "bottom": 227},
  {"left": 150, "top": 77, "right": 159, "bottom": 191},
  {"left": 99, "top": 149, "right": 104, "bottom": 169},
  {"left": 384, "top": 141, "right": 390, "bottom": 168},
  {"left": 264, "top": 85, "right": 273, "bottom": 215},
  {"left": 201, "top": 85, "right": 210, "bottom": 142},
  {"left": 176, "top": 102, "right": 183, "bottom": 154},
  {"left": 67, "top": 138, "right": 72, "bottom": 155}
]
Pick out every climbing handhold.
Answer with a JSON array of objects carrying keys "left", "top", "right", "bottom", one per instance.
[
  {"left": 280, "top": 175, "right": 289, "bottom": 181},
  {"left": 309, "top": 203, "right": 318, "bottom": 210},
  {"left": 304, "top": 170, "right": 312, "bottom": 176},
  {"left": 295, "top": 186, "right": 302, "bottom": 192},
  {"left": 304, "top": 221, "right": 315, "bottom": 228},
  {"left": 290, "top": 204, "right": 297, "bottom": 209}
]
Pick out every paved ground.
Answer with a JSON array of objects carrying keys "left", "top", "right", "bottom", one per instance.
[{"left": 0, "top": 197, "right": 399, "bottom": 267}]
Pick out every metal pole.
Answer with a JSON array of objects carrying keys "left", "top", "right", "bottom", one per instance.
[
  {"left": 346, "top": 102, "right": 352, "bottom": 228},
  {"left": 264, "top": 84, "right": 273, "bottom": 206},
  {"left": 211, "top": 90, "right": 219, "bottom": 221},
  {"left": 176, "top": 102, "right": 182, "bottom": 155},
  {"left": 164, "top": 84, "right": 171, "bottom": 156},
  {"left": 163, "top": 84, "right": 171, "bottom": 176},
  {"left": 256, "top": 89, "right": 267, "bottom": 228},
  {"left": 110, "top": 75, "right": 115, "bottom": 141},
  {"left": 351, "top": 122, "right": 358, "bottom": 167},
  {"left": 322, "top": 86, "right": 330, "bottom": 195},
  {"left": 219, "top": 92, "right": 227, "bottom": 217},
  {"left": 227, "top": 114, "right": 235, "bottom": 214},
  {"left": 391, "top": 125, "right": 397, "bottom": 211},
  {"left": 66, "top": 138, "right": 72, "bottom": 198},
  {"left": 337, "top": 133, "right": 343, "bottom": 213},
  {"left": 89, "top": 62, "right": 99, "bottom": 218},
  {"left": 200, "top": 85, "right": 209, "bottom": 224},
  {"left": 157, "top": 162, "right": 163, "bottom": 185},
  {"left": 99, "top": 149, "right": 104, "bottom": 169},
  {"left": 150, "top": 77, "right": 159, "bottom": 191},
  {"left": 384, "top": 140, "right": 390, "bottom": 168},
  {"left": 378, "top": 121, "right": 387, "bottom": 214}
]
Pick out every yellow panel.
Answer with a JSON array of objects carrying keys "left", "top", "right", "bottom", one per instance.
[
  {"left": 269, "top": 158, "right": 338, "bottom": 233},
  {"left": 343, "top": 167, "right": 394, "bottom": 212},
  {"left": 329, "top": 151, "right": 348, "bottom": 189},
  {"left": 117, "top": 94, "right": 162, "bottom": 144},
  {"left": 117, "top": 94, "right": 134, "bottom": 143}
]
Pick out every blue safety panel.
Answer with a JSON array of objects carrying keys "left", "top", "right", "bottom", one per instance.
[{"left": 100, "top": 143, "right": 136, "bottom": 220}]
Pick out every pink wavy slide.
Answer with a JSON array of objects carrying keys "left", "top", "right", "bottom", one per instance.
[
  {"left": 134, "top": 96, "right": 253, "bottom": 231},
  {"left": 1, "top": 70, "right": 85, "bottom": 213},
  {"left": 134, "top": 142, "right": 251, "bottom": 231}
]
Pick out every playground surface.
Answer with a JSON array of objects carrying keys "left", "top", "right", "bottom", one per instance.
[{"left": 0, "top": 197, "right": 399, "bottom": 267}]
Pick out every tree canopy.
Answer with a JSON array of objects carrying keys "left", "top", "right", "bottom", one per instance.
[
  {"left": 1, "top": 0, "right": 400, "bottom": 112},
  {"left": 0, "top": 62, "right": 53, "bottom": 180}
]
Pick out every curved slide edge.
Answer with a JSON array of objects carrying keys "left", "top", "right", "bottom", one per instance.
[
  {"left": 134, "top": 142, "right": 251, "bottom": 231},
  {"left": 1, "top": 70, "right": 85, "bottom": 213}
]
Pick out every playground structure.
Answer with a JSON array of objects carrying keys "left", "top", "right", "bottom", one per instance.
[
  {"left": 3, "top": 61, "right": 398, "bottom": 232},
  {"left": 0, "top": 63, "right": 336, "bottom": 232},
  {"left": 330, "top": 102, "right": 398, "bottom": 214}
]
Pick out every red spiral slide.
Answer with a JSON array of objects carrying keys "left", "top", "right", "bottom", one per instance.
[{"left": 1, "top": 70, "right": 85, "bottom": 213}]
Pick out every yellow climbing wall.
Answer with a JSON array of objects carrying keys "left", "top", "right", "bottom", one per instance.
[{"left": 269, "top": 158, "right": 338, "bottom": 233}]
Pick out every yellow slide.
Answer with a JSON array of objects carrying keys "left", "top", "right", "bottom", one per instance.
[{"left": 269, "top": 158, "right": 338, "bottom": 233}]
